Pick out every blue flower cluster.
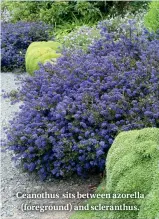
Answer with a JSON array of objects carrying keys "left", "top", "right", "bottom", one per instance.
[
  {"left": 5, "top": 24, "right": 159, "bottom": 180},
  {"left": 1, "top": 21, "right": 53, "bottom": 72}
]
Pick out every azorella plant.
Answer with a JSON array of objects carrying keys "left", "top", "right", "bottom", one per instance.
[{"left": 4, "top": 23, "right": 159, "bottom": 180}]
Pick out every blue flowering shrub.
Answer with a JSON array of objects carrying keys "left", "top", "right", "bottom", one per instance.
[
  {"left": 70, "top": 128, "right": 159, "bottom": 219},
  {"left": 5, "top": 24, "right": 159, "bottom": 180},
  {"left": 1, "top": 21, "right": 53, "bottom": 72}
]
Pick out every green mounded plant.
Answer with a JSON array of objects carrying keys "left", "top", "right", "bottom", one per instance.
[
  {"left": 71, "top": 128, "right": 159, "bottom": 219},
  {"left": 25, "top": 41, "right": 62, "bottom": 75},
  {"left": 144, "top": 1, "right": 159, "bottom": 32}
]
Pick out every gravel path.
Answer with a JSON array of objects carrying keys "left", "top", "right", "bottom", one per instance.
[{"left": 1, "top": 73, "right": 101, "bottom": 219}]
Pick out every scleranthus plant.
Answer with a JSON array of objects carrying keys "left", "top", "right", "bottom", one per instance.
[
  {"left": 4, "top": 23, "right": 159, "bottom": 180},
  {"left": 1, "top": 21, "right": 53, "bottom": 72}
]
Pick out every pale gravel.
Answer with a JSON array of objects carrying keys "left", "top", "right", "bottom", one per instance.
[{"left": 1, "top": 73, "right": 101, "bottom": 219}]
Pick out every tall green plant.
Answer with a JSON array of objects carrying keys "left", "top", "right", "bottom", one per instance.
[
  {"left": 1, "top": 1, "right": 45, "bottom": 22},
  {"left": 1, "top": 1, "right": 103, "bottom": 26},
  {"left": 1, "top": 0, "right": 148, "bottom": 35},
  {"left": 144, "top": 1, "right": 159, "bottom": 32}
]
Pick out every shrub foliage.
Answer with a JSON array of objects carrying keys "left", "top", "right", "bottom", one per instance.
[
  {"left": 5, "top": 24, "right": 159, "bottom": 180},
  {"left": 144, "top": 1, "right": 159, "bottom": 32},
  {"left": 1, "top": 1, "right": 148, "bottom": 26},
  {"left": 1, "top": 21, "right": 53, "bottom": 72},
  {"left": 58, "top": 25, "right": 101, "bottom": 51}
]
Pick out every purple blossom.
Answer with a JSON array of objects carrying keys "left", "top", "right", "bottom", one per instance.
[
  {"left": 96, "top": 150, "right": 104, "bottom": 157},
  {"left": 28, "top": 162, "right": 36, "bottom": 172},
  {"left": 28, "top": 147, "right": 34, "bottom": 152}
]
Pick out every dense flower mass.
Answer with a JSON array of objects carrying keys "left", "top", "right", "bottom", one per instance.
[
  {"left": 1, "top": 21, "right": 53, "bottom": 72},
  {"left": 5, "top": 24, "right": 159, "bottom": 180}
]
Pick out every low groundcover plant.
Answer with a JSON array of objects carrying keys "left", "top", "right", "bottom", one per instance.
[{"left": 4, "top": 23, "right": 159, "bottom": 180}]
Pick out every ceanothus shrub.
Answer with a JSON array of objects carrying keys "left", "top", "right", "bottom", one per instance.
[
  {"left": 5, "top": 24, "right": 159, "bottom": 180},
  {"left": 1, "top": 21, "right": 53, "bottom": 72}
]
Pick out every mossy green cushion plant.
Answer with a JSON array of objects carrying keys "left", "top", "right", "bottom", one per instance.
[
  {"left": 144, "top": 1, "right": 159, "bottom": 32},
  {"left": 25, "top": 41, "right": 62, "bottom": 75},
  {"left": 71, "top": 128, "right": 159, "bottom": 219}
]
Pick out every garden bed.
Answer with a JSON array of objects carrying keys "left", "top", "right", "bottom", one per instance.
[{"left": 1, "top": 1, "right": 159, "bottom": 219}]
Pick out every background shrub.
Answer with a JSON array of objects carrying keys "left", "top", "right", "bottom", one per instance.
[
  {"left": 1, "top": 1, "right": 148, "bottom": 29},
  {"left": 57, "top": 25, "right": 101, "bottom": 52},
  {"left": 70, "top": 128, "right": 159, "bottom": 219},
  {"left": 1, "top": 1, "right": 103, "bottom": 26},
  {"left": 144, "top": 1, "right": 159, "bottom": 32},
  {"left": 1, "top": 21, "right": 53, "bottom": 72},
  {"left": 107, "top": 1, "right": 148, "bottom": 16},
  {"left": 1, "top": 1, "right": 47, "bottom": 22},
  {"left": 4, "top": 24, "right": 159, "bottom": 180},
  {"left": 56, "top": 9, "right": 146, "bottom": 52},
  {"left": 97, "top": 9, "right": 146, "bottom": 35}
]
